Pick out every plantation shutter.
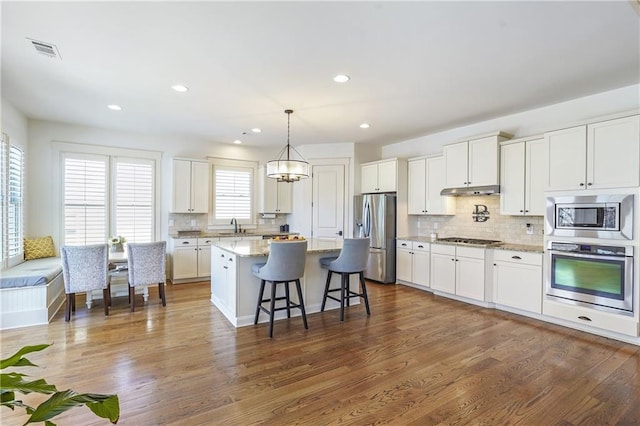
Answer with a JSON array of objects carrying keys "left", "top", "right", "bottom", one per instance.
[
  {"left": 213, "top": 166, "right": 252, "bottom": 222},
  {"left": 63, "top": 154, "right": 108, "bottom": 245},
  {"left": 7, "top": 144, "right": 24, "bottom": 259},
  {"left": 114, "top": 158, "right": 154, "bottom": 243}
]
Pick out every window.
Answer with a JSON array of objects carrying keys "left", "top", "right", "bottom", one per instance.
[
  {"left": 114, "top": 158, "right": 154, "bottom": 243},
  {"left": 210, "top": 160, "right": 256, "bottom": 225},
  {"left": 58, "top": 144, "right": 159, "bottom": 247},
  {"left": 0, "top": 134, "right": 24, "bottom": 267}
]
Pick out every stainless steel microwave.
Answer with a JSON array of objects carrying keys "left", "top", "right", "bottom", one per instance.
[{"left": 545, "top": 194, "right": 634, "bottom": 240}]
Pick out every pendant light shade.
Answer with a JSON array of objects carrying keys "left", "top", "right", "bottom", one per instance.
[{"left": 266, "top": 109, "right": 309, "bottom": 183}]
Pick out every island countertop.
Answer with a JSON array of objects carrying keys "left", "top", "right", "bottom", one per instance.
[{"left": 213, "top": 238, "right": 344, "bottom": 257}]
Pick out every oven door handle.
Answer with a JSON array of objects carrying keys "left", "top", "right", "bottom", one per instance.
[{"left": 548, "top": 250, "right": 630, "bottom": 262}]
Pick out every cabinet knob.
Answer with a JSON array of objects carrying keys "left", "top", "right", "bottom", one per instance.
[
  {"left": 493, "top": 263, "right": 496, "bottom": 266},
  {"left": 455, "top": 259, "right": 459, "bottom": 262},
  {"left": 519, "top": 210, "right": 523, "bottom": 213},
  {"left": 451, "top": 258, "right": 455, "bottom": 261},
  {"left": 587, "top": 183, "right": 593, "bottom": 186},
  {"left": 525, "top": 210, "right": 529, "bottom": 213},
  {"left": 579, "top": 183, "right": 585, "bottom": 186}
]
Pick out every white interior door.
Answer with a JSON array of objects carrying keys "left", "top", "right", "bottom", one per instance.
[{"left": 312, "top": 164, "right": 345, "bottom": 239}]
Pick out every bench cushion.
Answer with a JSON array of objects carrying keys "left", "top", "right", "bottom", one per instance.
[{"left": 0, "top": 257, "right": 62, "bottom": 289}]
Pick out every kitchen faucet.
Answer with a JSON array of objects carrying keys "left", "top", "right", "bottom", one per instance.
[{"left": 230, "top": 217, "right": 238, "bottom": 233}]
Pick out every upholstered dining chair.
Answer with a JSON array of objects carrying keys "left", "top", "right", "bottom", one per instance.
[
  {"left": 61, "top": 244, "right": 110, "bottom": 322},
  {"left": 127, "top": 241, "right": 167, "bottom": 312},
  {"left": 319, "top": 238, "right": 371, "bottom": 321},
  {"left": 252, "top": 239, "right": 308, "bottom": 338}
]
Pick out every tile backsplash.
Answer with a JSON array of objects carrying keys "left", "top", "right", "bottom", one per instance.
[
  {"left": 168, "top": 213, "right": 289, "bottom": 235},
  {"left": 407, "top": 196, "right": 544, "bottom": 246}
]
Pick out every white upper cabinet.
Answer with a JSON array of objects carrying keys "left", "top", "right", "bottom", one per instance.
[
  {"left": 545, "top": 115, "right": 640, "bottom": 191},
  {"left": 171, "top": 159, "right": 210, "bottom": 213},
  {"left": 408, "top": 156, "right": 455, "bottom": 215},
  {"left": 500, "top": 137, "right": 545, "bottom": 216},
  {"left": 444, "top": 133, "right": 509, "bottom": 188},
  {"left": 361, "top": 159, "right": 398, "bottom": 193},
  {"left": 258, "top": 166, "right": 292, "bottom": 213}
]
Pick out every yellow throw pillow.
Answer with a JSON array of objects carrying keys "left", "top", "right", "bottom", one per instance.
[{"left": 24, "top": 236, "right": 56, "bottom": 260}]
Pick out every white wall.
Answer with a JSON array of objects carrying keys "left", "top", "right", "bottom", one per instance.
[
  {"left": 382, "top": 84, "right": 640, "bottom": 159},
  {"left": 26, "top": 119, "right": 280, "bottom": 245}
]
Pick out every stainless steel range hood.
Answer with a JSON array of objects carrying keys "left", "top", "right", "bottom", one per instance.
[{"left": 440, "top": 185, "right": 500, "bottom": 196}]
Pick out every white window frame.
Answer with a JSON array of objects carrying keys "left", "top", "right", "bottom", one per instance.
[
  {"left": 53, "top": 142, "right": 161, "bottom": 247},
  {"left": 208, "top": 157, "right": 257, "bottom": 227},
  {"left": 1, "top": 133, "right": 25, "bottom": 268}
]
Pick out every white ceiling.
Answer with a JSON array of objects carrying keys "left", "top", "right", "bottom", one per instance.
[{"left": 2, "top": 1, "right": 639, "bottom": 148}]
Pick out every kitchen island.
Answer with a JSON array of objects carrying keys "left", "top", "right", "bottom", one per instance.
[{"left": 210, "top": 238, "right": 357, "bottom": 327}]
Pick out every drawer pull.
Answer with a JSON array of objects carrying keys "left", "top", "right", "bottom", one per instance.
[
  {"left": 417, "top": 245, "right": 424, "bottom": 248},
  {"left": 401, "top": 243, "right": 407, "bottom": 246},
  {"left": 182, "top": 241, "right": 190, "bottom": 245},
  {"left": 511, "top": 256, "right": 522, "bottom": 260},
  {"left": 578, "top": 316, "right": 592, "bottom": 322}
]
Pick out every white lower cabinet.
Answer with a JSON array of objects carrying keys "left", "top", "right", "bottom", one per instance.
[
  {"left": 210, "top": 246, "right": 237, "bottom": 314},
  {"left": 430, "top": 244, "right": 485, "bottom": 302},
  {"left": 396, "top": 240, "right": 430, "bottom": 289},
  {"left": 492, "top": 250, "right": 542, "bottom": 314},
  {"left": 171, "top": 237, "right": 218, "bottom": 283}
]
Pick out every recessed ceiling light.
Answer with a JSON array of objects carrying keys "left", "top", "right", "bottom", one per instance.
[
  {"left": 233, "top": 140, "right": 242, "bottom": 144},
  {"left": 252, "top": 128, "right": 262, "bottom": 133},
  {"left": 171, "top": 84, "right": 189, "bottom": 93},
  {"left": 107, "top": 104, "right": 122, "bottom": 111},
  {"left": 360, "top": 123, "right": 371, "bottom": 129},
  {"left": 334, "top": 74, "right": 350, "bottom": 83}
]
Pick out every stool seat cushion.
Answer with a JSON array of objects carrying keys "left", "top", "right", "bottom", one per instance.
[
  {"left": 319, "top": 256, "right": 338, "bottom": 268},
  {"left": 251, "top": 262, "right": 266, "bottom": 276}
]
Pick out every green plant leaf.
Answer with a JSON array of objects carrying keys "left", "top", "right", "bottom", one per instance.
[
  {"left": 26, "top": 390, "right": 120, "bottom": 424},
  {"left": 0, "top": 373, "right": 57, "bottom": 394},
  {"left": 0, "top": 344, "right": 50, "bottom": 369},
  {"left": 86, "top": 394, "right": 120, "bottom": 423}
]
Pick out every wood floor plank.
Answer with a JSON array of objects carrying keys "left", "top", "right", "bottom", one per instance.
[{"left": 1, "top": 281, "right": 638, "bottom": 425}]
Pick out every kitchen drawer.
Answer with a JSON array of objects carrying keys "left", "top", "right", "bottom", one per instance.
[
  {"left": 543, "top": 299, "right": 639, "bottom": 337},
  {"left": 397, "top": 239, "right": 412, "bottom": 249},
  {"left": 412, "top": 241, "right": 429, "bottom": 253},
  {"left": 431, "top": 244, "right": 455, "bottom": 256},
  {"left": 493, "top": 250, "right": 542, "bottom": 266},
  {"left": 174, "top": 238, "right": 198, "bottom": 247},
  {"left": 456, "top": 246, "right": 484, "bottom": 259},
  {"left": 197, "top": 237, "right": 218, "bottom": 246}
]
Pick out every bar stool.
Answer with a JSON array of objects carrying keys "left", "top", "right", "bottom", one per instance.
[
  {"left": 319, "top": 238, "right": 371, "bottom": 321},
  {"left": 252, "top": 240, "right": 308, "bottom": 338}
]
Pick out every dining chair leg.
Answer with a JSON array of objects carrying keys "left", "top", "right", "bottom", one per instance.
[
  {"left": 346, "top": 273, "right": 351, "bottom": 307},
  {"left": 130, "top": 286, "right": 135, "bottom": 312},
  {"left": 284, "top": 281, "right": 291, "bottom": 318},
  {"left": 255, "top": 279, "right": 266, "bottom": 325},
  {"left": 65, "top": 294, "right": 72, "bottom": 322},
  {"left": 295, "top": 279, "right": 308, "bottom": 330},
  {"left": 159, "top": 282, "right": 166, "bottom": 307},
  {"left": 268, "top": 280, "right": 277, "bottom": 338},
  {"left": 360, "top": 272, "right": 371, "bottom": 315},
  {"left": 71, "top": 293, "right": 76, "bottom": 312},
  {"left": 107, "top": 283, "right": 112, "bottom": 306},
  {"left": 103, "top": 288, "right": 109, "bottom": 316}
]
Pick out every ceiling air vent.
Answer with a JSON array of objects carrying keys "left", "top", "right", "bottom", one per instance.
[{"left": 26, "top": 38, "right": 61, "bottom": 60}]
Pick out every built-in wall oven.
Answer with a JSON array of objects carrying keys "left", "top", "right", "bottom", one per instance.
[
  {"left": 545, "top": 194, "right": 634, "bottom": 240},
  {"left": 546, "top": 241, "right": 634, "bottom": 315}
]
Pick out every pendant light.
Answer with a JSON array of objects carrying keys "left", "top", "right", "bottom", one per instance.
[{"left": 266, "top": 109, "right": 309, "bottom": 183}]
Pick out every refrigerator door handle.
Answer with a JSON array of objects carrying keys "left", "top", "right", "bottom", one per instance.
[{"left": 363, "top": 199, "right": 371, "bottom": 238}]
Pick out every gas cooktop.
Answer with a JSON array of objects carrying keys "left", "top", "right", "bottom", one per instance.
[{"left": 436, "top": 237, "right": 503, "bottom": 246}]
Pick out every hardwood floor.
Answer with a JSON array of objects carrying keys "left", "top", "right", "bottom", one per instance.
[{"left": 1, "top": 281, "right": 639, "bottom": 425}]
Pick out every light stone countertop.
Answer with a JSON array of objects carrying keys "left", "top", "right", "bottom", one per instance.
[
  {"left": 169, "top": 231, "right": 295, "bottom": 239},
  {"left": 397, "top": 236, "right": 543, "bottom": 253},
  {"left": 213, "top": 238, "right": 343, "bottom": 257}
]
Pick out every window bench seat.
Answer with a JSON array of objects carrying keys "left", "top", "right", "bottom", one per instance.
[{"left": 0, "top": 257, "right": 65, "bottom": 329}]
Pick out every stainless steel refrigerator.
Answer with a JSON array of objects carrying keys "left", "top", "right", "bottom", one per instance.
[{"left": 353, "top": 193, "right": 396, "bottom": 284}]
